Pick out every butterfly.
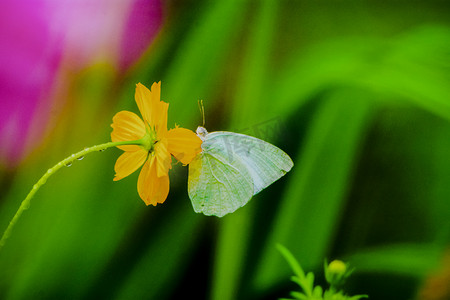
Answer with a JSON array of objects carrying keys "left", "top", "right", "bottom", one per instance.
[{"left": 188, "top": 126, "right": 294, "bottom": 217}]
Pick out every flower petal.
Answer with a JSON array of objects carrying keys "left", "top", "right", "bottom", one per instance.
[
  {"left": 111, "top": 110, "right": 146, "bottom": 151},
  {"left": 150, "top": 81, "right": 161, "bottom": 106},
  {"left": 154, "top": 100, "right": 169, "bottom": 137},
  {"left": 167, "top": 128, "right": 202, "bottom": 165},
  {"left": 154, "top": 138, "right": 172, "bottom": 177},
  {"left": 135, "top": 83, "right": 154, "bottom": 125},
  {"left": 137, "top": 156, "right": 169, "bottom": 206},
  {"left": 113, "top": 150, "right": 148, "bottom": 181},
  {"left": 134, "top": 82, "right": 168, "bottom": 136}
]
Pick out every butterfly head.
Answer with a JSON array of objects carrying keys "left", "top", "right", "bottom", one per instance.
[{"left": 196, "top": 126, "right": 208, "bottom": 141}]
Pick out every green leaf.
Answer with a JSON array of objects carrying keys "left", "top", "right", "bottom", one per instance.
[
  {"left": 253, "top": 88, "right": 377, "bottom": 290},
  {"left": 306, "top": 272, "right": 315, "bottom": 289},
  {"left": 348, "top": 295, "right": 369, "bottom": 300},
  {"left": 290, "top": 291, "right": 308, "bottom": 300},
  {"left": 162, "top": 0, "right": 250, "bottom": 125},
  {"left": 346, "top": 243, "right": 442, "bottom": 277},
  {"left": 114, "top": 210, "right": 202, "bottom": 299},
  {"left": 210, "top": 1, "right": 281, "bottom": 300},
  {"left": 277, "top": 244, "right": 306, "bottom": 279},
  {"left": 313, "top": 285, "right": 324, "bottom": 298}
]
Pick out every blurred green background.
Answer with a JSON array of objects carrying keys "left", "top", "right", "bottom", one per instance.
[{"left": 1, "top": 1, "right": 450, "bottom": 299}]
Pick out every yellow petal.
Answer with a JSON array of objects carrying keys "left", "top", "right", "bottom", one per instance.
[
  {"left": 135, "top": 82, "right": 168, "bottom": 136},
  {"left": 150, "top": 81, "right": 161, "bottom": 106},
  {"left": 113, "top": 150, "right": 148, "bottom": 181},
  {"left": 149, "top": 82, "right": 167, "bottom": 133},
  {"left": 154, "top": 139, "right": 172, "bottom": 177},
  {"left": 154, "top": 101, "right": 169, "bottom": 137},
  {"left": 137, "top": 157, "right": 170, "bottom": 206},
  {"left": 111, "top": 111, "right": 146, "bottom": 151},
  {"left": 167, "top": 128, "right": 202, "bottom": 165},
  {"left": 135, "top": 83, "right": 154, "bottom": 125}
]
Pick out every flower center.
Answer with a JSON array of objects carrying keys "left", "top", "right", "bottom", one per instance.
[{"left": 141, "top": 125, "right": 158, "bottom": 153}]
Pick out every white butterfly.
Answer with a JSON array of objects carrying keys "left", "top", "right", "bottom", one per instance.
[{"left": 188, "top": 126, "right": 294, "bottom": 217}]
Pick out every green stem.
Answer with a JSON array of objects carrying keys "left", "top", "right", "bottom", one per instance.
[{"left": 0, "top": 139, "right": 143, "bottom": 249}]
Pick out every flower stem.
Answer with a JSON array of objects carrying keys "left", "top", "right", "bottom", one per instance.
[{"left": 0, "top": 139, "right": 143, "bottom": 249}]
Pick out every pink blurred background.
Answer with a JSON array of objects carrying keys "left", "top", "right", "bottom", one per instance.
[{"left": 0, "top": 0, "right": 162, "bottom": 169}]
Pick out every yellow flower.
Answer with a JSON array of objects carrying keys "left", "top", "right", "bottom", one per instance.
[{"left": 111, "top": 82, "right": 202, "bottom": 205}]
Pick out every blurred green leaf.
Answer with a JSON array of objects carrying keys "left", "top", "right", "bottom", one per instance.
[
  {"left": 253, "top": 88, "right": 377, "bottom": 291},
  {"left": 347, "top": 243, "right": 442, "bottom": 277},
  {"left": 114, "top": 210, "right": 202, "bottom": 300},
  {"left": 163, "top": 0, "right": 250, "bottom": 125},
  {"left": 210, "top": 1, "right": 280, "bottom": 300}
]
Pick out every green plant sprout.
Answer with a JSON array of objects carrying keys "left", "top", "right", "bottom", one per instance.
[{"left": 277, "top": 244, "right": 368, "bottom": 300}]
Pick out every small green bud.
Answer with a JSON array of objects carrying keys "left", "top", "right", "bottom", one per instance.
[
  {"left": 329, "top": 260, "right": 347, "bottom": 274},
  {"left": 325, "top": 259, "right": 351, "bottom": 287}
]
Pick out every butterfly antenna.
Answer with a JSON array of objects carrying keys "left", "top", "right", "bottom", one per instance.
[{"left": 198, "top": 99, "right": 205, "bottom": 127}]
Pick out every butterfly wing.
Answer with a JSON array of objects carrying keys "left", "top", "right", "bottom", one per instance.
[
  {"left": 205, "top": 132, "right": 294, "bottom": 195},
  {"left": 188, "top": 137, "right": 253, "bottom": 217}
]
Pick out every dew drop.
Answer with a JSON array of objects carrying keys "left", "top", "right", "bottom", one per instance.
[
  {"left": 65, "top": 162, "right": 73, "bottom": 167},
  {"left": 77, "top": 156, "right": 84, "bottom": 160},
  {"left": 99, "top": 148, "right": 105, "bottom": 152}
]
